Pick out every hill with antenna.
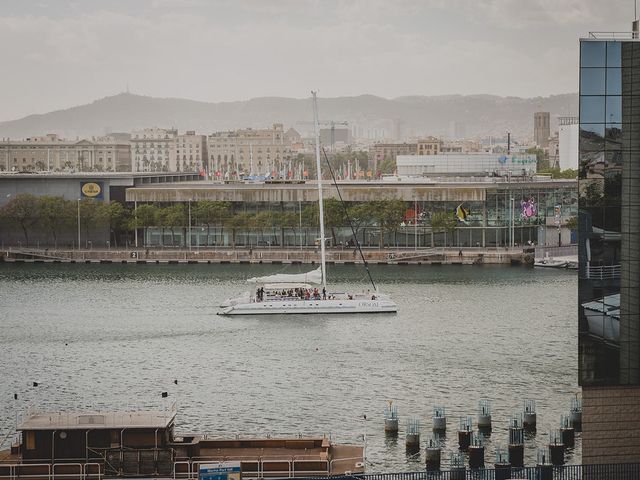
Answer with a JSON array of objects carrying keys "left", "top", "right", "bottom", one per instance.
[{"left": 0, "top": 92, "right": 577, "bottom": 140}]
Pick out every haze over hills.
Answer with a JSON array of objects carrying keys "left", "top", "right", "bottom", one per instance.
[{"left": 0, "top": 92, "right": 577, "bottom": 141}]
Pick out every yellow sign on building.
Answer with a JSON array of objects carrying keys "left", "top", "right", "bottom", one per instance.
[{"left": 81, "top": 182, "right": 103, "bottom": 198}]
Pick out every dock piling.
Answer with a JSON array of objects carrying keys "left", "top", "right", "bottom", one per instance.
[
  {"left": 570, "top": 395, "right": 582, "bottom": 432},
  {"left": 432, "top": 405, "right": 446, "bottom": 432},
  {"left": 549, "top": 429, "right": 565, "bottom": 465},
  {"left": 560, "top": 414, "right": 575, "bottom": 448},
  {"left": 468, "top": 432, "right": 485, "bottom": 469},
  {"left": 457, "top": 416, "right": 473, "bottom": 451},
  {"left": 523, "top": 399, "right": 537, "bottom": 430},
  {"left": 536, "top": 448, "right": 553, "bottom": 480},
  {"left": 494, "top": 445, "right": 511, "bottom": 480},
  {"left": 384, "top": 401, "right": 399, "bottom": 435},
  {"left": 425, "top": 434, "right": 441, "bottom": 471},
  {"left": 449, "top": 452, "right": 465, "bottom": 480},
  {"left": 477, "top": 399, "right": 492, "bottom": 433},
  {"left": 405, "top": 418, "right": 420, "bottom": 453},
  {"left": 508, "top": 413, "right": 525, "bottom": 468}
]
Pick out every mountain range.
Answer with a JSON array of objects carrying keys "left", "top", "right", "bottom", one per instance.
[{"left": 0, "top": 92, "right": 578, "bottom": 141}]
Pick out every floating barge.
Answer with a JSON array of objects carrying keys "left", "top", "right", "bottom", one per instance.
[{"left": 0, "top": 405, "right": 364, "bottom": 479}]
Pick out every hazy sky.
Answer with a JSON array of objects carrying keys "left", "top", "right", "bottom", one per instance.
[{"left": 0, "top": 0, "right": 634, "bottom": 121}]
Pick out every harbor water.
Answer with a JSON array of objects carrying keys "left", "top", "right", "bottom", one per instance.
[{"left": 0, "top": 263, "right": 578, "bottom": 471}]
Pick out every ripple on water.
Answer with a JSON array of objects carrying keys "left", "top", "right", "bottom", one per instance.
[{"left": 0, "top": 263, "right": 578, "bottom": 471}]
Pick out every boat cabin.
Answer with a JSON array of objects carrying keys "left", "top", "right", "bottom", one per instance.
[{"left": 14, "top": 409, "right": 176, "bottom": 475}]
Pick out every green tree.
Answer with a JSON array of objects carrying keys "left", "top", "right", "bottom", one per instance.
[
  {"left": 159, "top": 204, "right": 187, "bottom": 247},
  {"left": 323, "top": 198, "right": 347, "bottom": 245},
  {"left": 39, "top": 196, "right": 74, "bottom": 248},
  {"left": 99, "top": 202, "right": 130, "bottom": 248},
  {"left": 378, "top": 156, "right": 396, "bottom": 175},
  {"left": 347, "top": 202, "right": 375, "bottom": 245},
  {"left": 1, "top": 194, "right": 40, "bottom": 246},
  {"left": 301, "top": 204, "right": 319, "bottom": 227},
  {"left": 430, "top": 211, "right": 458, "bottom": 247},
  {"left": 225, "top": 212, "right": 252, "bottom": 248},
  {"left": 78, "top": 199, "right": 104, "bottom": 247},
  {"left": 132, "top": 204, "right": 160, "bottom": 245},
  {"left": 370, "top": 200, "right": 406, "bottom": 247},
  {"left": 135, "top": 204, "right": 160, "bottom": 227},
  {"left": 193, "top": 201, "right": 231, "bottom": 246}
]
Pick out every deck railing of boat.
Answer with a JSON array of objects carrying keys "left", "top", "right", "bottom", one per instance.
[
  {"left": 174, "top": 455, "right": 363, "bottom": 478},
  {"left": 0, "top": 462, "right": 102, "bottom": 480},
  {"left": 0, "top": 455, "right": 364, "bottom": 480}
]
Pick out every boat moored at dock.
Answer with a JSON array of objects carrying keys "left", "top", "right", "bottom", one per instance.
[{"left": 0, "top": 404, "right": 364, "bottom": 479}]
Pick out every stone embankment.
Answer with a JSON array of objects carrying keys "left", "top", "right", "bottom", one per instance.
[{"left": 1, "top": 247, "right": 532, "bottom": 265}]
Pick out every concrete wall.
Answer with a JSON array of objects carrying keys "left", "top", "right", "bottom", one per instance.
[{"left": 582, "top": 385, "right": 640, "bottom": 464}]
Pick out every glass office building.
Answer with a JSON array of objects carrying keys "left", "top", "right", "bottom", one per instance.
[{"left": 579, "top": 38, "right": 640, "bottom": 386}]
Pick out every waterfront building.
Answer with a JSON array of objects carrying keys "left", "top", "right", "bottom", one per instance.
[
  {"left": 396, "top": 153, "right": 537, "bottom": 177},
  {"left": 131, "top": 127, "right": 178, "bottom": 173},
  {"left": 0, "top": 134, "right": 132, "bottom": 173},
  {"left": 0, "top": 172, "right": 201, "bottom": 246},
  {"left": 173, "top": 131, "right": 206, "bottom": 173},
  {"left": 534, "top": 111, "right": 551, "bottom": 148},
  {"left": 207, "top": 124, "right": 294, "bottom": 179},
  {"left": 578, "top": 31, "right": 640, "bottom": 463},
  {"left": 125, "top": 177, "right": 576, "bottom": 249}
]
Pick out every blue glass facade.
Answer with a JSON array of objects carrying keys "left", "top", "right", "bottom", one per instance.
[{"left": 579, "top": 39, "right": 640, "bottom": 385}]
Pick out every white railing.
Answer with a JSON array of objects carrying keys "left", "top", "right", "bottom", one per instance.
[
  {"left": 586, "top": 264, "right": 621, "bottom": 280},
  {"left": 0, "top": 461, "right": 102, "bottom": 480}
]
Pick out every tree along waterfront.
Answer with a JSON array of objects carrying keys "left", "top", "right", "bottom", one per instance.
[
  {"left": 0, "top": 193, "right": 573, "bottom": 249},
  {"left": 0, "top": 194, "right": 449, "bottom": 249}
]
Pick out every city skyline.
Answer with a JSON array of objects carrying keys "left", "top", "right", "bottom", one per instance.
[{"left": 0, "top": 0, "right": 634, "bottom": 122}]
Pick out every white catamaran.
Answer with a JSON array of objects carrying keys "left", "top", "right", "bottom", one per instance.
[{"left": 218, "top": 92, "right": 398, "bottom": 315}]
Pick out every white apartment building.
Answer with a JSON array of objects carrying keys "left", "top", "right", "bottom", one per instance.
[
  {"left": 207, "top": 124, "right": 294, "bottom": 178},
  {"left": 0, "top": 134, "right": 131, "bottom": 172},
  {"left": 173, "top": 131, "right": 206, "bottom": 173},
  {"left": 130, "top": 128, "right": 178, "bottom": 172}
]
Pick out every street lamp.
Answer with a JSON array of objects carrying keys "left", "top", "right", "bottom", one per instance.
[
  {"left": 188, "top": 199, "right": 192, "bottom": 251},
  {"left": 77, "top": 198, "right": 81, "bottom": 251},
  {"left": 509, "top": 197, "right": 515, "bottom": 248},
  {"left": 134, "top": 199, "right": 138, "bottom": 248}
]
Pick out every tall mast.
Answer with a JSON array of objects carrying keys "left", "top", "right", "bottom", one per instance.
[{"left": 312, "top": 91, "right": 327, "bottom": 289}]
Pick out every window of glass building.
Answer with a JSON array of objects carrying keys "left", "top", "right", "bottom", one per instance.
[{"left": 578, "top": 39, "right": 640, "bottom": 386}]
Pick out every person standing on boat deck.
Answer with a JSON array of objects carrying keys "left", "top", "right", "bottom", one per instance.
[{"left": 322, "top": 287, "right": 326, "bottom": 300}]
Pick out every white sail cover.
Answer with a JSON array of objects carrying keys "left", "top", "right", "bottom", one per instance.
[{"left": 246, "top": 267, "right": 322, "bottom": 284}]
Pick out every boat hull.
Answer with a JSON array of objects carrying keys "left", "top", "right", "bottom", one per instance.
[{"left": 219, "top": 298, "right": 397, "bottom": 315}]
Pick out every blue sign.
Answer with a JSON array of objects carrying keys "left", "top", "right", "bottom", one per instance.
[{"left": 199, "top": 463, "right": 241, "bottom": 480}]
